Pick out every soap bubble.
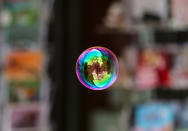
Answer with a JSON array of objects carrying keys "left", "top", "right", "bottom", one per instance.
[{"left": 76, "top": 47, "right": 118, "bottom": 90}]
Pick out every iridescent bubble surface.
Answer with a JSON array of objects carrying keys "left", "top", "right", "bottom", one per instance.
[{"left": 76, "top": 47, "right": 118, "bottom": 90}]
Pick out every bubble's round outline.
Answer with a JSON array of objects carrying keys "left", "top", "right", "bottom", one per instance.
[{"left": 76, "top": 46, "right": 119, "bottom": 90}]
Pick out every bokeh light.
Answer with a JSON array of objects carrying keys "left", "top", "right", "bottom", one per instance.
[{"left": 76, "top": 47, "right": 118, "bottom": 90}]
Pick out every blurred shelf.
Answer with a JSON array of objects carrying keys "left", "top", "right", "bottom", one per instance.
[
  {"left": 95, "top": 25, "right": 136, "bottom": 35},
  {"left": 96, "top": 25, "right": 188, "bottom": 43},
  {"left": 154, "top": 88, "right": 188, "bottom": 100},
  {"left": 111, "top": 86, "right": 188, "bottom": 100}
]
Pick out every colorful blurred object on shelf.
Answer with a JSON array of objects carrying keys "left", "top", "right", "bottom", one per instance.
[
  {"left": 134, "top": 102, "right": 175, "bottom": 131},
  {"left": 1, "top": 0, "right": 40, "bottom": 45}
]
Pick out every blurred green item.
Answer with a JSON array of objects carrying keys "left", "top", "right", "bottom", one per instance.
[
  {"left": 90, "top": 110, "right": 120, "bottom": 131},
  {"left": 2, "top": 0, "right": 40, "bottom": 45}
]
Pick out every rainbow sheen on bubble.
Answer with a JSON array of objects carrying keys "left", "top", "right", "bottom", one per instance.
[{"left": 76, "top": 47, "right": 118, "bottom": 90}]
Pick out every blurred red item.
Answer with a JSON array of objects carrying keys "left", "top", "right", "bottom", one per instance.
[
  {"left": 156, "top": 51, "right": 171, "bottom": 87},
  {"left": 136, "top": 48, "right": 171, "bottom": 89}
]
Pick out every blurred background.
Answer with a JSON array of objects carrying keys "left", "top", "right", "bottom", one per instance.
[{"left": 1, "top": 0, "right": 188, "bottom": 131}]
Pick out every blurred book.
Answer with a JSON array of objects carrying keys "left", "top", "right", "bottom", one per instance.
[
  {"left": 171, "top": 0, "right": 188, "bottom": 29},
  {"left": 8, "top": 79, "right": 40, "bottom": 103},
  {"left": 4, "top": 50, "right": 44, "bottom": 80},
  {"left": 171, "top": 45, "right": 188, "bottom": 89},
  {"left": 1, "top": 0, "right": 40, "bottom": 45},
  {"left": 176, "top": 101, "right": 188, "bottom": 131},
  {"left": 134, "top": 102, "right": 175, "bottom": 131},
  {"left": 3, "top": 103, "right": 48, "bottom": 131}
]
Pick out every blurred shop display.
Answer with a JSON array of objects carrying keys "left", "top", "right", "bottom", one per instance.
[
  {"left": 91, "top": 99, "right": 188, "bottom": 131},
  {"left": 90, "top": 0, "right": 188, "bottom": 131},
  {"left": 102, "top": 0, "right": 188, "bottom": 90},
  {"left": 103, "top": 0, "right": 188, "bottom": 30},
  {"left": 0, "top": 0, "right": 52, "bottom": 131},
  {"left": 114, "top": 45, "right": 188, "bottom": 90}
]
